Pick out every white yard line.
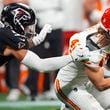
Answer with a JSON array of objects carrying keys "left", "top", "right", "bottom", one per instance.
[{"left": 0, "top": 100, "right": 61, "bottom": 107}]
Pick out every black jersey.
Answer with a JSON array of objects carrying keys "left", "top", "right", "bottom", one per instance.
[{"left": 0, "top": 27, "right": 29, "bottom": 65}]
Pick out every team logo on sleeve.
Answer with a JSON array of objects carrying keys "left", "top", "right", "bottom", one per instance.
[
  {"left": 18, "top": 42, "right": 25, "bottom": 49},
  {"left": 12, "top": 8, "right": 31, "bottom": 25},
  {"left": 69, "top": 39, "right": 80, "bottom": 53}
]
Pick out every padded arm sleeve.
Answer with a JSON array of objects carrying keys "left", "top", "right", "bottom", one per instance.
[{"left": 21, "top": 50, "right": 73, "bottom": 72}]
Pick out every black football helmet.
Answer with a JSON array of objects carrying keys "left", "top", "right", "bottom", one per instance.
[{"left": 1, "top": 3, "right": 36, "bottom": 35}]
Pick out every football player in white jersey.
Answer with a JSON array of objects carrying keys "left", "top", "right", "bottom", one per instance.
[{"left": 55, "top": 8, "right": 110, "bottom": 110}]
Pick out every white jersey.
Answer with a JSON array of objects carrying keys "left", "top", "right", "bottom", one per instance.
[
  {"left": 55, "top": 24, "right": 110, "bottom": 110},
  {"left": 56, "top": 24, "right": 110, "bottom": 86}
]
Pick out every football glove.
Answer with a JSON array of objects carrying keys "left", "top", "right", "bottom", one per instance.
[
  {"left": 71, "top": 45, "right": 90, "bottom": 62},
  {"left": 32, "top": 24, "right": 52, "bottom": 45}
]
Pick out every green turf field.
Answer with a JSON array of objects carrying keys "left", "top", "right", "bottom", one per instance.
[
  {"left": 0, "top": 94, "right": 61, "bottom": 110},
  {"left": 0, "top": 106, "right": 60, "bottom": 110}
]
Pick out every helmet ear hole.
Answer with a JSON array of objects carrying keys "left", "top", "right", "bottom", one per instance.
[{"left": 1, "top": 3, "right": 36, "bottom": 35}]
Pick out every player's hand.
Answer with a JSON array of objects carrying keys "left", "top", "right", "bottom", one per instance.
[
  {"left": 70, "top": 45, "right": 90, "bottom": 61},
  {"left": 84, "top": 50, "right": 109, "bottom": 68},
  {"left": 42, "top": 24, "right": 52, "bottom": 33},
  {"left": 32, "top": 24, "right": 52, "bottom": 46}
]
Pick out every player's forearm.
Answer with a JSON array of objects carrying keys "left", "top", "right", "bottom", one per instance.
[
  {"left": 38, "top": 55, "right": 73, "bottom": 72},
  {"left": 21, "top": 50, "right": 73, "bottom": 72},
  {"left": 85, "top": 66, "right": 110, "bottom": 91},
  {"left": 97, "top": 78, "right": 110, "bottom": 91}
]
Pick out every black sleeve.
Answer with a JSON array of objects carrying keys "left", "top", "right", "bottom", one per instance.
[
  {"left": 0, "top": 27, "right": 29, "bottom": 54},
  {"left": 0, "top": 55, "right": 14, "bottom": 66}
]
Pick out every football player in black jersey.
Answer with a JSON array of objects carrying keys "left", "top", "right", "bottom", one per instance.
[{"left": 0, "top": 3, "right": 74, "bottom": 72}]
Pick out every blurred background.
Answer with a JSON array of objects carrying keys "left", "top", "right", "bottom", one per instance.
[{"left": 0, "top": 0, "right": 109, "bottom": 110}]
